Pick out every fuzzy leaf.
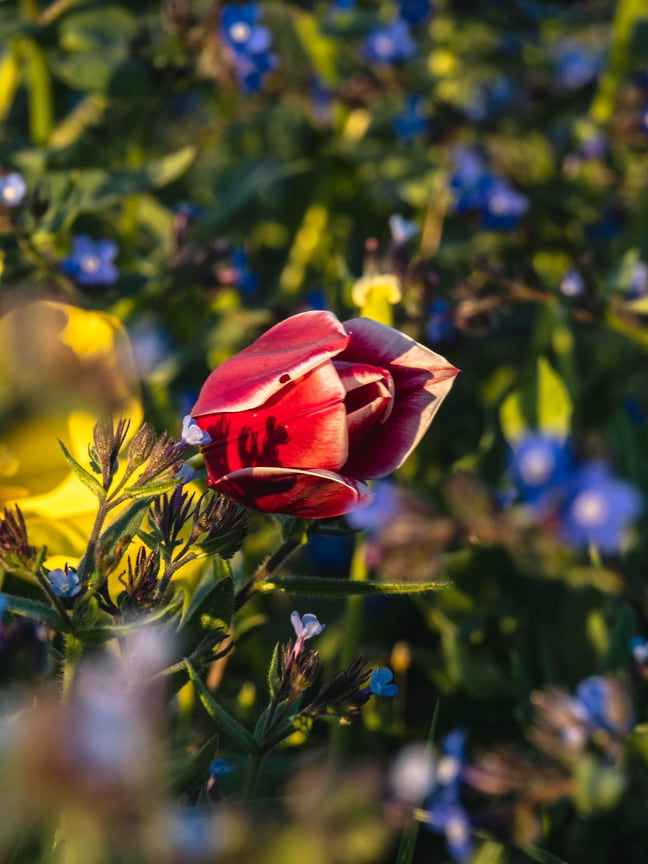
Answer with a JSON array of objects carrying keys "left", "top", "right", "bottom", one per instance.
[
  {"left": 185, "top": 660, "right": 258, "bottom": 754},
  {"left": 1, "top": 594, "right": 71, "bottom": 631},
  {"left": 259, "top": 576, "right": 450, "bottom": 598},
  {"left": 58, "top": 439, "right": 105, "bottom": 498},
  {"left": 165, "top": 734, "right": 220, "bottom": 794},
  {"left": 124, "top": 479, "right": 181, "bottom": 499}
]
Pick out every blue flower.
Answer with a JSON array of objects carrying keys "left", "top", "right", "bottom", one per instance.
[
  {"left": 389, "top": 213, "right": 419, "bottom": 245},
  {"left": 346, "top": 481, "right": 399, "bottom": 535},
  {"left": 221, "top": 4, "right": 278, "bottom": 92},
  {"left": 640, "top": 103, "right": 648, "bottom": 135},
  {"left": 231, "top": 248, "right": 259, "bottom": 295},
  {"left": 574, "top": 676, "right": 634, "bottom": 737},
  {"left": 560, "top": 462, "right": 642, "bottom": 553},
  {"left": 182, "top": 415, "right": 212, "bottom": 447},
  {"left": 398, "top": 0, "right": 434, "bottom": 25},
  {"left": 625, "top": 261, "right": 648, "bottom": 300},
  {"left": 62, "top": 235, "right": 118, "bottom": 286},
  {"left": 422, "top": 730, "right": 472, "bottom": 861},
  {"left": 370, "top": 666, "right": 398, "bottom": 696},
  {"left": 426, "top": 299, "right": 455, "bottom": 345},
  {"left": 509, "top": 434, "right": 573, "bottom": 506},
  {"left": 630, "top": 636, "right": 648, "bottom": 664},
  {"left": 209, "top": 758, "right": 236, "bottom": 777},
  {"left": 449, "top": 149, "right": 493, "bottom": 213},
  {"left": 364, "top": 19, "right": 416, "bottom": 65},
  {"left": 393, "top": 94, "right": 429, "bottom": 141},
  {"left": 560, "top": 269, "right": 585, "bottom": 298},
  {"left": 0, "top": 172, "right": 27, "bottom": 207},
  {"left": 291, "top": 611, "right": 325, "bottom": 641},
  {"left": 553, "top": 42, "right": 602, "bottom": 90},
  {"left": 47, "top": 566, "right": 81, "bottom": 598},
  {"left": 481, "top": 178, "right": 529, "bottom": 230}
]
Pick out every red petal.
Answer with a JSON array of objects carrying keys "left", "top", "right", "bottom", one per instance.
[
  {"left": 200, "top": 361, "right": 348, "bottom": 478},
  {"left": 333, "top": 360, "right": 394, "bottom": 450},
  {"left": 210, "top": 467, "right": 373, "bottom": 518},
  {"left": 337, "top": 318, "right": 459, "bottom": 478},
  {"left": 192, "top": 311, "right": 349, "bottom": 416}
]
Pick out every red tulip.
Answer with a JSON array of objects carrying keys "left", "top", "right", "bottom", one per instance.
[{"left": 191, "top": 311, "right": 458, "bottom": 518}]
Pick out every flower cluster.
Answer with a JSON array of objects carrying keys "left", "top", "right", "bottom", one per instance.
[
  {"left": 450, "top": 147, "right": 529, "bottom": 230},
  {"left": 508, "top": 434, "right": 642, "bottom": 553},
  {"left": 221, "top": 4, "right": 278, "bottom": 92}
]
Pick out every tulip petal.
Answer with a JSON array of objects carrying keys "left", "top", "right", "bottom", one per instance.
[
  {"left": 199, "top": 361, "right": 348, "bottom": 478},
  {"left": 192, "top": 310, "right": 350, "bottom": 416},
  {"left": 210, "top": 466, "right": 373, "bottom": 518},
  {"left": 338, "top": 318, "right": 459, "bottom": 478},
  {"left": 334, "top": 360, "right": 394, "bottom": 449}
]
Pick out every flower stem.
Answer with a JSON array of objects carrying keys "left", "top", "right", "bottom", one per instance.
[
  {"left": 243, "top": 750, "right": 263, "bottom": 798},
  {"left": 234, "top": 536, "right": 303, "bottom": 611},
  {"left": 61, "top": 632, "right": 83, "bottom": 699}
]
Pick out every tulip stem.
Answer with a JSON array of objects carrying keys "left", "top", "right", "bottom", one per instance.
[{"left": 234, "top": 536, "right": 303, "bottom": 610}]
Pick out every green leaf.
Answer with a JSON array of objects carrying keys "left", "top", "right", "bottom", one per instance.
[
  {"left": 58, "top": 439, "right": 105, "bottom": 498},
  {"left": 124, "top": 479, "right": 180, "bottom": 499},
  {"left": 165, "top": 734, "right": 220, "bottom": 794},
  {"left": 98, "top": 499, "right": 151, "bottom": 558},
  {"left": 536, "top": 357, "right": 572, "bottom": 440},
  {"left": 294, "top": 14, "right": 338, "bottom": 85},
  {"left": 146, "top": 146, "right": 197, "bottom": 187},
  {"left": 78, "top": 599, "right": 182, "bottom": 643},
  {"left": 1, "top": 594, "right": 70, "bottom": 631},
  {"left": 267, "top": 641, "right": 281, "bottom": 698},
  {"left": 179, "top": 562, "right": 234, "bottom": 632},
  {"left": 259, "top": 576, "right": 450, "bottom": 598},
  {"left": 185, "top": 660, "right": 258, "bottom": 755}
]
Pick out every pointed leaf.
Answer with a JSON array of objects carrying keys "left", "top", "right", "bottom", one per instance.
[
  {"left": 1, "top": 594, "right": 71, "bottom": 631},
  {"left": 537, "top": 357, "right": 571, "bottom": 441},
  {"left": 165, "top": 734, "right": 220, "bottom": 794},
  {"left": 58, "top": 439, "right": 105, "bottom": 498},
  {"left": 185, "top": 660, "right": 258, "bottom": 755},
  {"left": 125, "top": 479, "right": 180, "bottom": 499}
]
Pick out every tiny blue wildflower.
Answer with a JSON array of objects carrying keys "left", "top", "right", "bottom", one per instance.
[
  {"left": 364, "top": 19, "right": 416, "bottom": 65},
  {"left": 561, "top": 462, "right": 642, "bottom": 553},
  {"left": 422, "top": 730, "right": 472, "bottom": 862},
  {"left": 575, "top": 675, "right": 634, "bottom": 737},
  {"left": 393, "top": 94, "right": 429, "bottom": 141},
  {"left": 209, "top": 758, "right": 236, "bottom": 777},
  {"left": 231, "top": 248, "right": 259, "bottom": 295},
  {"left": 560, "top": 269, "right": 585, "bottom": 298},
  {"left": 389, "top": 214, "right": 419, "bottom": 245},
  {"left": 398, "top": 0, "right": 433, "bottom": 25},
  {"left": 175, "top": 463, "right": 197, "bottom": 485},
  {"left": 553, "top": 42, "right": 602, "bottom": 90},
  {"left": 62, "top": 235, "right": 118, "bottom": 286},
  {"left": 370, "top": 666, "right": 399, "bottom": 696},
  {"left": 481, "top": 178, "right": 529, "bottom": 230},
  {"left": 630, "top": 636, "right": 648, "bottom": 665},
  {"left": 426, "top": 299, "right": 455, "bottom": 345},
  {"left": 221, "top": 4, "right": 278, "bottom": 92},
  {"left": 182, "top": 415, "right": 212, "bottom": 447},
  {"left": 47, "top": 566, "right": 82, "bottom": 598},
  {"left": 346, "top": 481, "right": 399, "bottom": 535},
  {"left": 509, "top": 434, "right": 573, "bottom": 506},
  {"left": 0, "top": 172, "right": 27, "bottom": 207},
  {"left": 290, "top": 611, "right": 325, "bottom": 641}
]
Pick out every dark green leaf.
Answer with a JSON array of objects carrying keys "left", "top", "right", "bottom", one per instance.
[
  {"left": 58, "top": 439, "right": 104, "bottom": 498},
  {"left": 260, "top": 576, "right": 451, "bottom": 598},
  {"left": 186, "top": 660, "right": 258, "bottom": 755},
  {"left": 2, "top": 594, "right": 70, "bottom": 631}
]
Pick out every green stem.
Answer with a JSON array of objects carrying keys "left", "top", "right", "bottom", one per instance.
[
  {"left": 39, "top": 0, "right": 81, "bottom": 26},
  {"left": 61, "top": 633, "right": 83, "bottom": 699},
  {"left": 234, "top": 536, "right": 303, "bottom": 611},
  {"left": 243, "top": 750, "right": 263, "bottom": 798}
]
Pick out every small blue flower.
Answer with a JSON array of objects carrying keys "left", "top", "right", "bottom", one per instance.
[
  {"left": 231, "top": 248, "right": 259, "bottom": 295},
  {"left": 0, "top": 172, "right": 27, "bottom": 207},
  {"left": 398, "top": 0, "right": 434, "bottom": 25},
  {"left": 481, "top": 178, "right": 529, "bottom": 230},
  {"left": 182, "top": 415, "right": 212, "bottom": 447},
  {"left": 625, "top": 261, "right": 648, "bottom": 300},
  {"left": 62, "top": 235, "right": 118, "bottom": 286},
  {"left": 0, "top": 595, "right": 7, "bottom": 619},
  {"left": 393, "top": 94, "right": 429, "bottom": 141},
  {"left": 560, "top": 269, "right": 585, "bottom": 298},
  {"left": 389, "top": 214, "right": 419, "bottom": 245},
  {"left": 370, "top": 667, "right": 398, "bottom": 696},
  {"left": 509, "top": 434, "right": 573, "bottom": 506},
  {"left": 422, "top": 730, "right": 472, "bottom": 862},
  {"left": 426, "top": 299, "right": 455, "bottom": 345},
  {"left": 630, "top": 636, "right": 648, "bottom": 664},
  {"left": 47, "top": 566, "right": 81, "bottom": 598},
  {"left": 221, "top": 4, "right": 278, "bottom": 92},
  {"left": 291, "top": 611, "right": 325, "bottom": 641},
  {"left": 640, "top": 103, "right": 648, "bottom": 135},
  {"left": 553, "top": 42, "right": 602, "bottom": 90},
  {"left": 575, "top": 676, "right": 634, "bottom": 737},
  {"left": 561, "top": 462, "right": 642, "bottom": 553},
  {"left": 209, "top": 758, "right": 236, "bottom": 777},
  {"left": 346, "top": 481, "right": 399, "bottom": 535},
  {"left": 364, "top": 19, "right": 416, "bottom": 65}
]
